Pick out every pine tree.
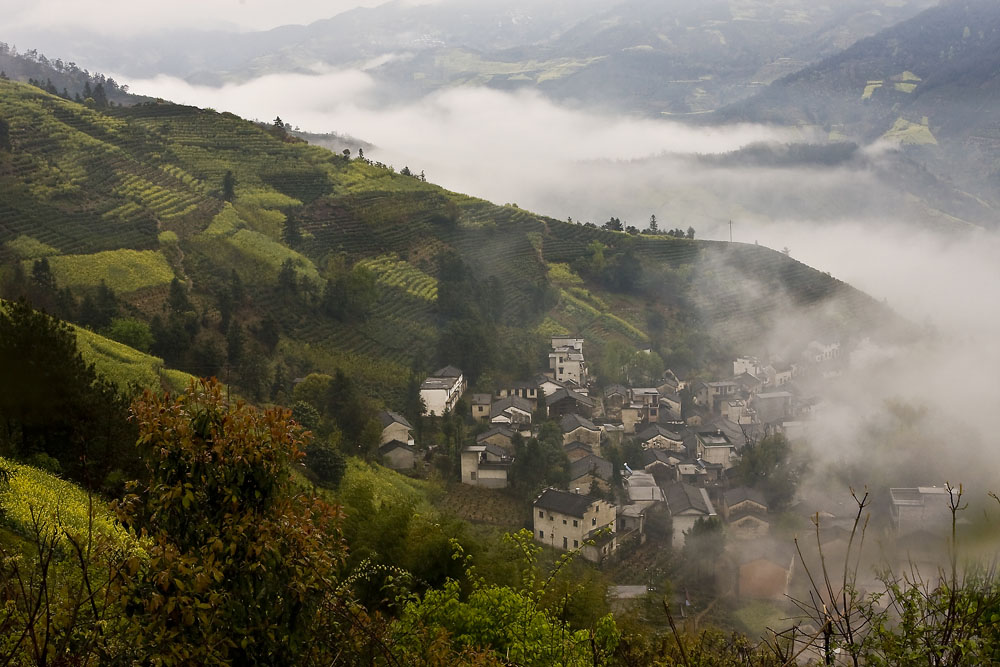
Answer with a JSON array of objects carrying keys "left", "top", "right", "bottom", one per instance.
[
  {"left": 0, "top": 118, "right": 10, "bottom": 152},
  {"left": 222, "top": 170, "right": 235, "bottom": 202}
]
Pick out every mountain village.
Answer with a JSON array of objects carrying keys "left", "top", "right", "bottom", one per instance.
[{"left": 373, "top": 334, "right": 956, "bottom": 605}]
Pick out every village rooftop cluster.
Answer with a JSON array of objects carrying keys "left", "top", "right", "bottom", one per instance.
[{"left": 375, "top": 336, "right": 957, "bottom": 601}]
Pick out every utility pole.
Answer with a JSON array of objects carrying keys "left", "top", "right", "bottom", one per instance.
[{"left": 729, "top": 220, "right": 733, "bottom": 243}]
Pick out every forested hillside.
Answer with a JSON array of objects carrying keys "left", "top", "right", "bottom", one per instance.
[{"left": 0, "top": 76, "right": 893, "bottom": 411}]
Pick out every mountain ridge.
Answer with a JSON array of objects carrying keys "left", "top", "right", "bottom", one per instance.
[{"left": 0, "top": 77, "right": 899, "bottom": 408}]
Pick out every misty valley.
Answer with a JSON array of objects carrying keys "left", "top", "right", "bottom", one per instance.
[{"left": 1, "top": 1, "right": 1000, "bottom": 664}]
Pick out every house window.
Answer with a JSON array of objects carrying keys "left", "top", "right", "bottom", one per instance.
[
  {"left": 559, "top": 367, "right": 564, "bottom": 374},
  {"left": 592, "top": 518, "right": 597, "bottom": 526},
  {"left": 573, "top": 540, "right": 579, "bottom": 548},
  {"left": 573, "top": 520, "right": 578, "bottom": 527},
  {"left": 470, "top": 472, "right": 476, "bottom": 480},
  {"left": 562, "top": 519, "right": 567, "bottom": 525},
  {"left": 539, "top": 530, "right": 544, "bottom": 539},
  {"left": 538, "top": 510, "right": 544, "bottom": 518},
  {"left": 563, "top": 537, "right": 568, "bottom": 549}
]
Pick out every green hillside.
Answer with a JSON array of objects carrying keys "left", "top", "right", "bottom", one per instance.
[{"left": 0, "top": 78, "right": 894, "bottom": 406}]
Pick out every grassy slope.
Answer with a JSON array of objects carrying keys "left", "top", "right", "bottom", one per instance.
[
  {"left": 0, "top": 79, "right": 893, "bottom": 404},
  {"left": 0, "top": 297, "right": 195, "bottom": 392},
  {"left": 0, "top": 457, "right": 137, "bottom": 551}
]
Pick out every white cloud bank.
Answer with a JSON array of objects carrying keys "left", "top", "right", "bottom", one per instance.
[{"left": 121, "top": 68, "right": 801, "bottom": 216}]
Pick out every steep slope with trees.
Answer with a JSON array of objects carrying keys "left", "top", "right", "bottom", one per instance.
[{"left": 0, "top": 76, "right": 896, "bottom": 412}]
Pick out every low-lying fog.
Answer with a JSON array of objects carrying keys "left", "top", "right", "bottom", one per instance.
[{"left": 123, "top": 68, "right": 1000, "bottom": 511}]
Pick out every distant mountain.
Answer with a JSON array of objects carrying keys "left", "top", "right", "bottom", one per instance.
[
  {"left": 720, "top": 0, "right": 1000, "bottom": 208},
  {"left": 5, "top": 0, "right": 619, "bottom": 83},
  {"left": 5, "top": 0, "right": 935, "bottom": 114}
]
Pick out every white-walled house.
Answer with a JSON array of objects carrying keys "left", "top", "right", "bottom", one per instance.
[
  {"left": 420, "top": 366, "right": 466, "bottom": 416},
  {"left": 461, "top": 442, "right": 513, "bottom": 489},
  {"left": 664, "top": 481, "right": 717, "bottom": 549},
  {"left": 490, "top": 395, "right": 533, "bottom": 427},
  {"left": 695, "top": 428, "right": 738, "bottom": 469},
  {"left": 533, "top": 488, "right": 617, "bottom": 563},
  {"left": 549, "top": 337, "right": 588, "bottom": 386}
]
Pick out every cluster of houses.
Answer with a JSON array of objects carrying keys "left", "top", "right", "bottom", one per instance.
[
  {"left": 394, "top": 337, "right": 812, "bottom": 566},
  {"left": 378, "top": 334, "right": 958, "bottom": 604}
]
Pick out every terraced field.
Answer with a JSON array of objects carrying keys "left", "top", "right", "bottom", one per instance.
[{"left": 0, "top": 78, "right": 894, "bottom": 405}]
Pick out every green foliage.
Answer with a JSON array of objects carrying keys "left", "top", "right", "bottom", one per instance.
[
  {"left": 394, "top": 532, "right": 621, "bottom": 665},
  {"left": 733, "top": 434, "right": 801, "bottom": 511},
  {"left": 118, "top": 379, "right": 347, "bottom": 663},
  {"left": 74, "top": 324, "right": 175, "bottom": 390},
  {"left": 31, "top": 249, "right": 175, "bottom": 293},
  {"left": 304, "top": 438, "right": 347, "bottom": 489},
  {"left": 0, "top": 457, "right": 136, "bottom": 550},
  {"left": 0, "top": 299, "right": 139, "bottom": 484},
  {"left": 322, "top": 262, "right": 378, "bottom": 321},
  {"left": 105, "top": 316, "right": 154, "bottom": 353},
  {"left": 358, "top": 253, "right": 437, "bottom": 302},
  {"left": 4, "top": 234, "right": 58, "bottom": 259},
  {"left": 227, "top": 228, "right": 319, "bottom": 282},
  {"left": 510, "top": 423, "right": 569, "bottom": 497}
]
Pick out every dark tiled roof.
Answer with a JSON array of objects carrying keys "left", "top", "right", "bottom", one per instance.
[
  {"left": 702, "top": 416, "right": 753, "bottom": 449},
  {"left": 434, "top": 365, "right": 463, "bottom": 378},
  {"left": 549, "top": 388, "right": 596, "bottom": 408},
  {"left": 724, "top": 486, "right": 768, "bottom": 509},
  {"left": 603, "top": 384, "right": 628, "bottom": 398},
  {"left": 664, "top": 481, "right": 711, "bottom": 515},
  {"left": 379, "top": 410, "right": 413, "bottom": 430},
  {"left": 490, "top": 395, "right": 533, "bottom": 418},
  {"left": 476, "top": 426, "right": 516, "bottom": 442},
  {"left": 534, "top": 488, "right": 596, "bottom": 518},
  {"left": 564, "top": 440, "right": 595, "bottom": 454},
  {"left": 640, "top": 449, "right": 681, "bottom": 468},
  {"left": 483, "top": 441, "right": 508, "bottom": 459},
  {"left": 560, "top": 413, "right": 598, "bottom": 433},
  {"left": 569, "top": 454, "right": 613, "bottom": 482},
  {"left": 636, "top": 423, "right": 684, "bottom": 443},
  {"left": 379, "top": 439, "right": 414, "bottom": 455}
]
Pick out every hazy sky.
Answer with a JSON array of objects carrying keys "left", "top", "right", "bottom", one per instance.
[{"left": 0, "top": 0, "right": 420, "bottom": 34}]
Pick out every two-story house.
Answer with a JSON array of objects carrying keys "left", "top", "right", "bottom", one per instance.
[
  {"left": 420, "top": 366, "right": 466, "bottom": 416},
  {"left": 378, "top": 410, "right": 414, "bottom": 446},
  {"left": 490, "top": 395, "right": 533, "bottom": 428},
  {"left": 695, "top": 428, "right": 738, "bottom": 470},
  {"left": 561, "top": 413, "right": 601, "bottom": 448},
  {"left": 533, "top": 488, "right": 617, "bottom": 563},
  {"left": 549, "top": 337, "right": 588, "bottom": 387},
  {"left": 497, "top": 381, "right": 541, "bottom": 410},
  {"left": 461, "top": 442, "right": 513, "bottom": 489}
]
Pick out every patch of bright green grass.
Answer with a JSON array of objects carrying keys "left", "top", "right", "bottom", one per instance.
[
  {"left": 4, "top": 235, "right": 59, "bottom": 259},
  {"left": 34, "top": 249, "right": 175, "bottom": 293}
]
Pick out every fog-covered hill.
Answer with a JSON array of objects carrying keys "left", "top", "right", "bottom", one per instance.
[
  {"left": 720, "top": 0, "right": 1000, "bottom": 212},
  {"left": 0, "top": 77, "right": 896, "bottom": 407}
]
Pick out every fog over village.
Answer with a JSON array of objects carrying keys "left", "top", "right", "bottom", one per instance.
[{"left": 1, "top": 0, "right": 1000, "bottom": 663}]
